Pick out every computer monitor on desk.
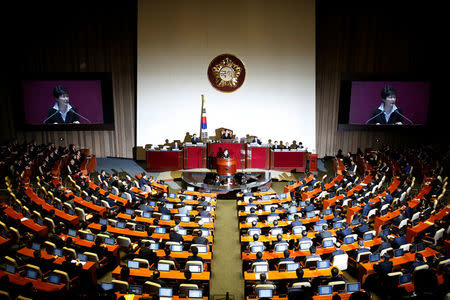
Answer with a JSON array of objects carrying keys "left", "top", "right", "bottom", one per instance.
[
  {"left": 258, "top": 289, "right": 273, "bottom": 299},
  {"left": 318, "top": 286, "right": 333, "bottom": 296}
]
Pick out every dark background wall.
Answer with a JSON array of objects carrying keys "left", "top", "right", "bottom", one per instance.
[{"left": 0, "top": 1, "right": 444, "bottom": 158}]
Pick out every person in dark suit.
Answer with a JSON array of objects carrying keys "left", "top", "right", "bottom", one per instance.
[
  {"left": 407, "top": 253, "right": 426, "bottom": 273},
  {"left": 221, "top": 149, "right": 230, "bottom": 158},
  {"left": 367, "top": 85, "right": 405, "bottom": 125},
  {"left": 171, "top": 141, "right": 182, "bottom": 150},
  {"left": 272, "top": 141, "right": 280, "bottom": 150},
  {"left": 377, "top": 254, "right": 393, "bottom": 275},
  {"left": 221, "top": 130, "right": 232, "bottom": 139},
  {"left": 137, "top": 241, "right": 157, "bottom": 265},
  {"left": 251, "top": 136, "right": 262, "bottom": 145},
  {"left": 191, "top": 134, "right": 200, "bottom": 144},
  {"left": 187, "top": 246, "right": 204, "bottom": 263},
  {"left": 192, "top": 230, "right": 208, "bottom": 245},
  {"left": 148, "top": 270, "right": 167, "bottom": 287},
  {"left": 325, "top": 267, "right": 344, "bottom": 283},
  {"left": 45, "top": 85, "right": 80, "bottom": 124},
  {"left": 375, "top": 235, "right": 392, "bottom": 254},
  {"left": 169, "top": 228, "right": 184, "bottom": 243}
]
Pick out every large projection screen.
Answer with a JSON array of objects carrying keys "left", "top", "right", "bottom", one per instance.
[{"left": 137, "top": 0, "right": 316, "bottom": 151}]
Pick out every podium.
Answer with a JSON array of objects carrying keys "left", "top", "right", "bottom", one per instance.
[{"left": 216, "top": 158, "right": 237, "bottom": 176}]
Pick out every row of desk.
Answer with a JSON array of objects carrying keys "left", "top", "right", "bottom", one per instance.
[{"left": 146, "top": 142, "right": 317, "bottom": 173}]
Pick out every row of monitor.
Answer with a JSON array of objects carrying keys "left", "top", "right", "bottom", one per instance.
[{"left": 101, "top": 283, "right": 203, "bottom": 298}]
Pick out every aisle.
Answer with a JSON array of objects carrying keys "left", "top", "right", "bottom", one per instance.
[{"left": 210, "top": 199, "right": 244, "bottom": 300}]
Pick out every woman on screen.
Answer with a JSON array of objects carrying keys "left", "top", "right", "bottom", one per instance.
[
  {"left": 367, "top": 85, "right": 404, "bottom": 125},
  {"left": 44, "top": 85, "right": 80, "bottom": 124}
]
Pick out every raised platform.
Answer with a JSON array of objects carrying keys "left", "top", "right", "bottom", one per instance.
[{"left": 181, "top": 171, "right": 272, "bottom": 198}]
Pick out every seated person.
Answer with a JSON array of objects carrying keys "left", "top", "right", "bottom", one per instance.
[
  {"left": 221, "top": 129, "right": 232, "bottom": 139},
  {"left": 172, "top": 141, "right": 182, "bottom": 150},
  {"left": 325, "top": 267, "right": 344, "bottom": 283},
  {"left": 148, "top": 270, "right": 167, "bottom": 287},
  {"left": 169, "top": 227, "right": 184, "bottom": 243},
  {"left": 329, "top": 243, "right": 345, "bottom": 260},
  {"left": 160, "top": 247, "right": 181, "bottom": 269},
  {"left": 61, "top": 254, "right": 83, "bottom": 279},
  {"left": 116, "top": 265, "right": 136, "bottom": 285},
  {"left": 377, "top": 254, "right": 393, "bottom": 275},
  {"left": 254, "top": 251, "right": 267, "bottom": 263},
  {"left": 191, "top": 134, "right": 200, "bottom": 144},
  {"left": 221, "top": 149, "right": 231, "bottom": 159},
  {"left": 272, "top": 141, "right": 280, "bottom": 150},
  {"left": 91, "top": 237, "right": 108, "bottom": 260},
  {"left": 406, "top": 253, "right": 426, "bottom": 273},
  {"left": 290, "top": 214, "right": 302, "bottom": 228},
  {"left": 251, "top": 136, "right": 262, "bottom": 145},
  {"left": 137, "top": 241, "right": 158, "bottom": 265},
  {"left": 277, "top": 249, "right": 294, "bottom": 266},
  {"left": 192, "top": 229, "right": 208, "bottom": 245},
  {"left": 354, "top": 221, "right": 370, "bottom": 238},
  {"left": 187, "top": 246, "right": 203, "bottom": 263}
]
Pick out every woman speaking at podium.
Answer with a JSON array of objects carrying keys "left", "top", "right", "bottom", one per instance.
[{"left": 221, "top": 149, "right": 230, "bottom": 158}]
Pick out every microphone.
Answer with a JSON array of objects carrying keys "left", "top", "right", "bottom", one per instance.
[
  {"left": 69, "top": 108, "right": 91, "bottom": 123},
  {"left": 365, "top": 110, "right": 384, "bottom": 124},
  {"left": 394, "top": 110, "right": 414, "bottom": 125},
  {"left": 43, "top": 110, "right": 60, "bottom": 124}
]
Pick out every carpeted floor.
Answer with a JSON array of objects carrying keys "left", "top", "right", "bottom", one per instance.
[{"left": 210, "top": 199, "right": 244, "bottom": 300}]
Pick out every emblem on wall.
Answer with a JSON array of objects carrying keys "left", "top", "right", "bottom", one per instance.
[{"left": 207, "top": 54, "right": 246, "bottom": 92}]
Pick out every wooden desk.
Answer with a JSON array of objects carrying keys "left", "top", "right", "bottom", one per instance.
[
  {"left": 246, "top": 146, "right": 270, "bottom": 169},
  {"left": 244, "top": 267, "right": 340, "bottom": 280},
  {"left": 16, "top": 247, "right": 97, "bottom": 284},
  {"left": 25, "top": 188, "right": 79, "bottom": 226},
  {"left": 208, "top": 142, "right": 244, "bottom": 169},
  {"left": 116, "top": 213, "right": 215, "bottom": 229},
  {"left": 358, "top": 248, "right": 438, "bottom": 283},
  {"left": 241, "top": 248, "right": 336, "bottom": 261},
  {"left": 406, "top": 205, "right": 450, "bottom": 243},
  {"left": 184, "top": 145, "right": 207, "bottom": 169},
  {"left": 112, "top": 266, "right": 210, "bottom": 280},
  {"left": 283, "top": 174, "right": 315, "bottom": 193},
  {"left": 146, "top": 150, "right": 183, "bottom": 172},
  {"left": 374, "top": 210, "right": 400, "bottom": 234},
  {"left": 0, "top": 270, "right": 66, "bottom": 293},
  {"left": 88, "top": 223, "right": 148, "bottom": 238},
  {"left": 117, "top": 294, "right": 208, "bottom": 300},
  {"left": 270, "top": 150, "right": 307, "bottom": 172}
]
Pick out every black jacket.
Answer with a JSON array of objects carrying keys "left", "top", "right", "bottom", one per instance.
[
  {"left": 45, "top": 107, "right": 80, "bottom": 124},
  {"left": 367, "top": 107, "right": 404, "bottom": 125}
]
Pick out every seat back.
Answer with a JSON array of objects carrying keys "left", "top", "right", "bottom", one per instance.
[
  {"left": 112, "top": 280, "right": 129, "bottom": 293},
  {"left": 292, "top": 282, "right": 311, "bottom": 288},
  {"left": 133, "top": 258, "right": 149, "bottom": 268},
  {"left": 186, "top": 261, "right": 203, "bottom": 273},
  {"left": 332, "top": 253, "right": 348, "bottom": 271},
  {"left": 434, "top": 228, "right": 445, "bottom": 245},
  {"left": 399, "top": 243, "right": 412, "bottom": 252},
  {"left": 179, "top": 283, "right": 199, "bottom": 296},
  {"left": 117, "top": 236, "right": 132, "bottom": 249},
  {"left": 329, "top": 281, "right": 346, "bottom": 293},
  {"left": 144, "top": 281, "right": 161, "bottom": 295},
  {"left": 380, "top": 247, "right": 394, "bottom": 258},
  {"left": 84, "top": 252, "right": 99, "bottom": 262},
  {"left": 356, "top": 251, "right": 371, "bottom": 263},
  {"left": 24, "top": 264, "right": 42, "bottom": 278},
  {"left": 52, "top": 270, "right": 70, "bottom": 287}
]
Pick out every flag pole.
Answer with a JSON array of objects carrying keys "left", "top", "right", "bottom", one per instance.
[{"left": 200, "top": 95, "right": 208, "bottom": 142}]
